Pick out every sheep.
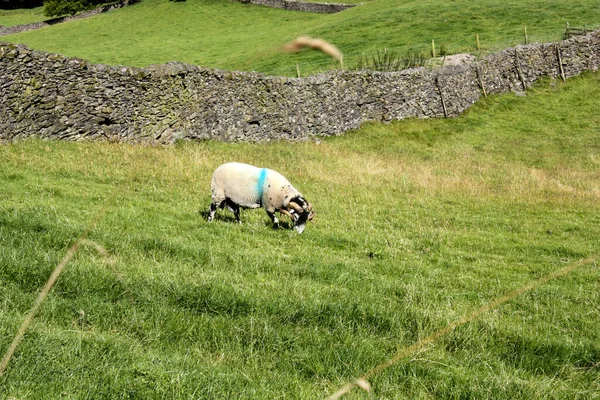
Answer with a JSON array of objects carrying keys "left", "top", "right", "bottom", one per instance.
[{"left": 207, "top": 162, "right": 314, "bottom": 233}]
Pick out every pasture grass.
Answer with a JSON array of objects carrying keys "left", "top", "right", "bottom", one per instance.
[
  {"left": 1, "top": 0, "right": 600, "bottom": 75},
  {"left": 303, "top": 0, "right": 369, "bottom": 3},
  {"left": 1, "top": 72, "right": 599, "bottom": 398},
  {"left": 0, "top": 6, "right": 45, "bottom": 27}
]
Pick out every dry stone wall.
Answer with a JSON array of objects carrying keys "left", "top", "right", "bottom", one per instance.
[
  {"left": 233, "top": 0, "right": 356, "bottom": 14},
  {"left": 1, "top": 31, "right": 599, "bottom": 143}
]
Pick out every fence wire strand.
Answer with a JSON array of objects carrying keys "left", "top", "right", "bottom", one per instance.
[{"left": 267, "top": 26, "right": 599, "bottom": 77}]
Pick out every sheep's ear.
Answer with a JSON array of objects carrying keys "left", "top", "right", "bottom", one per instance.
[{"left": 296, "top": 196, "right": 309, "bottom": 210}]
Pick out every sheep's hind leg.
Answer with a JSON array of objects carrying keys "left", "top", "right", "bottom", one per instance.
[{"left": 225, "top": 199, "right": 242, "bottom": 224}]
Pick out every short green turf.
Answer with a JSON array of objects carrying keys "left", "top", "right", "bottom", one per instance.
[
  {"left": 0, "top": 6, "right": 45, "bottom": 27},
  {"left": 1, "top": 72, "right": 599, "bottom": 398}
]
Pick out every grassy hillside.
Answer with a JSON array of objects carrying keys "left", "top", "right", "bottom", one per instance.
[
  {"left": 0, "top": 6, "right": 45, "bottom": 27},
  {"left": 1, "top": 0, "right": 599, "bottom": 75},
  {"left": 1, "top": 73, "right": 599, "bottom": 398}
]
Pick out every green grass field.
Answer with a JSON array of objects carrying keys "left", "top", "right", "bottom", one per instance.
[
  {"left": 2, "top": 0, "right": 600, "bottom": 398},
  {"left": 0, "top": 6, "right": 45, "bottom": 27},
  {"left": 1, "top": 0, "right": 600, "bottom": 75},
  {"left": 1, "top": 71, "right": 599, "bottom": 397}
]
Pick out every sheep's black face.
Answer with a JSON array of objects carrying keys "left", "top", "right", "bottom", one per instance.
[
  {"left": 290, "top": 196, "right": 314, "bottom": 234},
  {"left": 294, "top": 210, "right": 310, "bottom": 234}
]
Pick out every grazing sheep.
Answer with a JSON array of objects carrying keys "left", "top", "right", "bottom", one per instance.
[{"left": 207, "top": 162, "right": 314, "bottom": 233}]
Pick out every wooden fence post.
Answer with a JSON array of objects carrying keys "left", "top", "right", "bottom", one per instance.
[
  {"left": 475, "top": 61, "right": 488, "bottom": 98},
  {"left": 435, "top": 75, "right": 448, "bottom": 118},
  {"left": 514, "top": 49, "right": 527, "bottom": 90},
  {"left": 555, "top": 44, "right": 566, "bottom": 82}
]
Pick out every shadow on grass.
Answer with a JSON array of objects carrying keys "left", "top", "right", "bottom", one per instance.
[
  {"left": 198, "top": 209, "right": 238, "bottom": 224},
  {"left": 199, "top": 208, "right": 296, "bottom": 230}
]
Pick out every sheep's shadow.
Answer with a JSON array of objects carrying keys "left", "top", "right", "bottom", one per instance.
[
  {"left": 199, "top": 209, "right": 239, "bottom": 224},
  {"left": 200, "top": 209, "right": 295, "bottom": 230},
  {"left": 264, "top": 219, "right": 293, "bottom": 230}
]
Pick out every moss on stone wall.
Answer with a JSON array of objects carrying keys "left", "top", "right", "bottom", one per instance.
[{"left": 1, "top": 31, "right": 599, "bottom": 143}]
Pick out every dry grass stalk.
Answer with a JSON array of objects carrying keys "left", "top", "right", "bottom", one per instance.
[
  {"left": 0, "top": 201, "right": 113, "bottom": 378},
  {"left": 80, "top": 238, "right": 110, "bottom": 259},
  {"left": 327, "top": 256, "right": 597, "bottom": 399},
  {"left": 282, "top": 36, "right": 343, "bottom": 62},
  {"left": 354, "top": 378, "right": 371, "bottom": 392},
  {"left": 0, "top": 240, "right": 82, "bottom": 377}
]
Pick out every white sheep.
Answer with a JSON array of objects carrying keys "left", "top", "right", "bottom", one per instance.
[{"left": 207, "top": 162, "right": 314, "bottom": 233}]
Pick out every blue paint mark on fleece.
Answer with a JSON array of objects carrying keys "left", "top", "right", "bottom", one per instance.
[{"left": 257, "top": 168, "right": 268, "bottom": 200}]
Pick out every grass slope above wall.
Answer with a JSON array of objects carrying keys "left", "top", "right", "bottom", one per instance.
[
  {"left": 1, "top": 72, "right": 599, "bottom": 398},
  {"left": 1, "top": 0, "right": 599, "bottom": 75},
  {"left": 0, "top": 6, "right": 45, "bottom": 27}
]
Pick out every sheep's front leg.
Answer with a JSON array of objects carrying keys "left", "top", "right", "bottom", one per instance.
[
  {"left": 266, "top": 210, "right": 279, "bottom": 229},
  {"left": 207, "top": 202, "right": 218, "bottom": 222}
]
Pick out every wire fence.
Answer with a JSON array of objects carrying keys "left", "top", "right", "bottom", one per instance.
[{"left": 266, "top": 24, "right": 599, "bottom": 77}]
